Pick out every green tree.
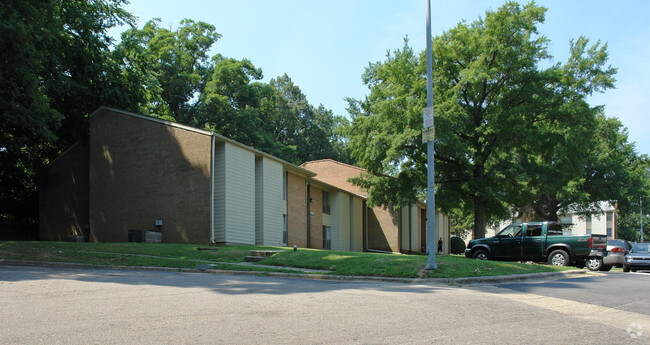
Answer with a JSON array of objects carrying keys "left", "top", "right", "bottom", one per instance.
[
  {"left": 617, "top": 212, "right": 650, "bottom": 242},
  {"left": 345, "top": 2, "right": 622, "bottom": 239},
  {"left": 198, "top": 55, "right": 289, "bottom": 158},
  {"left": 345, "top": 39, "right": 427, "bottom": 208},
  {"left": 0, "top": 0, "right": 134, "bottom": 232},
  {"left": 268, "top": 75, "right": 350, "bottom": 164},
  {"left": 512, "top": 36, "right": 618, "bottom": 221},
  {"left": 113, "top": 18, "right": 220, "bottom": 121}
]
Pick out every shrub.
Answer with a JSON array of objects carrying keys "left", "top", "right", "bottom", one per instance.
[{"left": 450, "top": 237, "right": 466, "bottom": 254}]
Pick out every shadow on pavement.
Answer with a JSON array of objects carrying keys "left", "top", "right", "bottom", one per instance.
[{"left": 0, "top": 264, "right": 449, "bottom": 296}]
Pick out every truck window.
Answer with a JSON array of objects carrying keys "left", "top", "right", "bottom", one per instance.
[
  {"left": 498, "top": 225, "right": 522, "bottom": 238},
  {"left": 547, "top": 223, "right": 564, "bottom": 236},
  {"left": 526, "top": 224, "right": 542, "bottom": 237}
]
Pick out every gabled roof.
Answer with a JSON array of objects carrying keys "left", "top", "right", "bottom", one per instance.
[
  {"left": 302, "top": 159, "right": 430, "bottom": 209},
  {"left": 301, "top": 159, "right": 371, "bottom": 198}
]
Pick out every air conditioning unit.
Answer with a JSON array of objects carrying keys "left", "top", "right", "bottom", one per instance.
[{"left": 145, "top": 231, "right": 162, "bottom": 243}]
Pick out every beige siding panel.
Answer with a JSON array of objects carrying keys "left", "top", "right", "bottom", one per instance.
[
  {"left": 350, "top": 197, "right": 363, "bottom": 252},
  {"left": 255, "top": 157, "right": 264, "bottom": 244},
  {"left": 435, "top": 210, "right": 448, "bottom": 254},
  {"left": 399, "top": 206, "right": 419, "bottom": 252},
  {"left": 336, "top": 193, "right": 350, "bottom": 251},
  {"left": 258, "top": 157, "right": 284, "bottom": 246},
  {"left": 329, "top": 191, "right": 340, "bottom": 250},
  {"left": 213, "top": 142, "right": 226, "bottom": 242},
  {"left": 410, "top": 205, "right": 418, "bottom": 251},
  {"left": 224, "top": 143, "right": 256, "bottom": 244},
  {"left": 400, "top": 207, "right": 406, "bottom": 251}
]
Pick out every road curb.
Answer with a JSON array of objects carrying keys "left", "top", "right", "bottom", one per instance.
[{"left": 0, "top": 259, "right": 590, "bottom": 285}]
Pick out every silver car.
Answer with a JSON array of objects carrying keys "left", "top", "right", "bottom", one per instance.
[
  {"left": 602, "top": 239, "right": 631, "bottom": 269},
  {"left": 623, "top": 243, "right": 650, "bottom": 272}
]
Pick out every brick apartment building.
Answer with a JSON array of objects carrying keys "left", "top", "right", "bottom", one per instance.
[{"left": 40, "top": 107, "right": 449, "bottom": 253}]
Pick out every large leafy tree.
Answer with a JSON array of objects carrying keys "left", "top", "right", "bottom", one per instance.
[
  {"left": 345, "top": 2, "right": 624, "bottom": 239},
  {"left": 113, "top": 18, "right": 220, "bottom": 121},
  {"left": 0, "top": 0, "right": 134, "bottom": 231},
  {"left": 268, "top": 75, "right": 350, "bottom": 164},
  {"left": 512, "top": 36, "right": 618, "bottom": 221},
  {"left": 198, "top": 55, "right": 287, "bottom": 157}
]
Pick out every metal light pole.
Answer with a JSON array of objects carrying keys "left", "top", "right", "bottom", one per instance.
[{"left": 424, "top": 0, "right": 437, "bottom": 270}]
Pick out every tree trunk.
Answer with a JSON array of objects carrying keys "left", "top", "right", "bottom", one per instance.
[
  {"left": 472, "top": 163, "right": 487, "bottom": 239},
  {"left": 473, "top": 199, "right": 487, "bottom": 239}
]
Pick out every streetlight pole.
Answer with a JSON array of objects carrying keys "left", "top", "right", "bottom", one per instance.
[
  {"left": 641, "top": 198, "right": 644, "bottom": 242},
  {"left": 424, "top": 0, "right": 437, "bottom": 270}
]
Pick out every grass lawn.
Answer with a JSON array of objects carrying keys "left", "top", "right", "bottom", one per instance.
[{"left": 0, "top": 241, "right": 576, "bottom": 279}]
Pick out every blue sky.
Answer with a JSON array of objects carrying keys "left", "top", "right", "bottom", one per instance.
[{"left": 109, "top": 0, "right": 650, "bottom": 156}]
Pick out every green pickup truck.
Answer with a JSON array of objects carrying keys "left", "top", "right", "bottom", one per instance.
[{"left": 464, "top": 221, "right": 608, "bottom": 271}]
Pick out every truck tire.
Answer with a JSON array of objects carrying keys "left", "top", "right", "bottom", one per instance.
[
  {"left": 472, "top": 249, "right": 488, "bottom": 260},
  {"left": 623, "top": 265, "right": 630, "bottom": 272},
  {"left": 585, "top": 257, "right": 604, "bottom": 271},
  {"left": 548, "top": 249, "right": 569, "bottom": 266}
]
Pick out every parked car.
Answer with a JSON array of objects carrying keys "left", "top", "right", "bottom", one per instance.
[
  {"left": 623, "top": 243, "right": 650, "bottom": 272},
  {"left": 464, "top": 221, "right": 607, "bottom": 270},
  {"left": 601, "top": 239, "right": 632, "bottom": 270}
]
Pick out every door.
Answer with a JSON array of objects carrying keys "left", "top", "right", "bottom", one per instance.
[
  {"left": 521, "top": 224, "right": 545, "bottom": 261},
  {"left": 491, "top": 224, "right": 523, "bottom": 260}
]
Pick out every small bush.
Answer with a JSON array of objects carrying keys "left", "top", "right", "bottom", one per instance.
[{"left": 450, "top": 237, "right": 466, "bottom": 254}]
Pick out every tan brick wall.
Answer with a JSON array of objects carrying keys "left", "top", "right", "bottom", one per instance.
[
  {"left": 286, "top": 172, "right": 307, "bottom": 248},
  {"left": 367, "top": 205, "right": 400, "bottom": 252},
  {"left": 309, "top": 185, "right": 323, "bottom": 249},
  {"left": 39, "top": 141, "right": 90, "bottom": 241},
  {"left": 88, "top": 109, "right": 212, "bottom": 244}
]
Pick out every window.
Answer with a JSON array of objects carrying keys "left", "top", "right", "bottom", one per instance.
[
  {"left": 498, "top": 225, "right": 522, "bottom": 238},
  {"left": 606, "top": 212, "right": 613, "bottom": 238},
  {"left": 586, "top": 215, "right": 592, "bottom": 235},
  {"left": 547, "top": 223, "right": 564, "bottom": 236},
  {"left": 526, "top": 224, "right": 542, "bottom": 237},
  {"left": 322, "top": 191, "right": 331, "bottom": 215},
  {"left": 323, "top": 226, "right": 331, "bottom": 249}
]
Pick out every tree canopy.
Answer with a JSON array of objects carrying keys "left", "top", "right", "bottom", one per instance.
[
  {"left": 0, "top": 0, "right": 348, "bottom": 237},
  {"left": 345, "top": 1, "right": 645, "bottom": 238},
  {"left": 0, "top": 0, "right": 135, "bottom": 231}
]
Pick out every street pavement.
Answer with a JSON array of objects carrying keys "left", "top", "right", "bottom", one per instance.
[{"left": 1, "top": 264, "right": 648, "bottom": 344}]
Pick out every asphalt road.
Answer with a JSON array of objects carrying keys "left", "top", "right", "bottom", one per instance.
[
  {"left": 498, "top": 271, "right": 650, "bottom": 316},
  {"left": 1, "top": 265, "right": 648, "bottom": 344}
]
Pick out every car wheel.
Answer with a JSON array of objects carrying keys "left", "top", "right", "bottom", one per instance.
[
  {"left": 548, "top": 249, "right": 569, "bottom": 266},
  {"left": 472, "top": 249, "right": 488, "bottom": 260},
  {"left": 623, "top": 265, "right": 630, "bottom": 272},
  {"left": 585, "top": 257, "right": 604, "bottom": 271},
  {"left": 599, "top": 265, "right": 612, "bottom": 272}
]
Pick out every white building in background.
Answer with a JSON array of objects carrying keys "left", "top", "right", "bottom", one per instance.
[{"left": 559, "top": 201, "right": 617, "bottom": 238}]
